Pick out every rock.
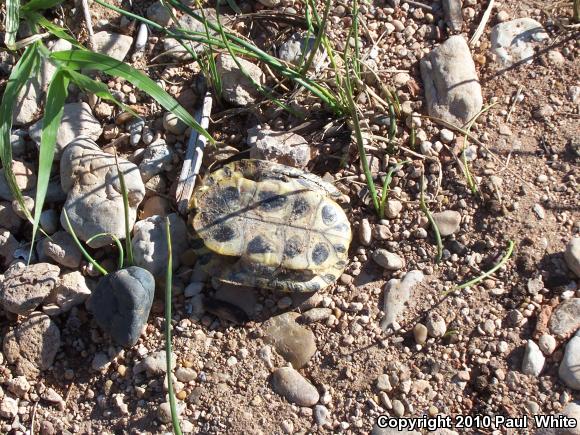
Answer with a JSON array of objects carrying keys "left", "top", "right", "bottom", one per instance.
[
  {"left": 442, "top": 0, "right": 463, "bottom": 32},
  {"left": 216, "top": 54, "right": 265, "bottom": 107},
  {"left": 376, "top": 374, "right": 392, "bottom": 391},
  {"left": 141, "top": 196, "right": 172, "bottom": 219},
  {"left": 380, "top": 270, "right": 424, "bottom": 330},
  {"left": 359, "top": 219, "right": 372, "bottom": 246},
  {"left": 522, "top": 340, "right": 545, "bottom": 376},
  {"left": 91, "top": 352, "right": 111, "bottom": 372},
  {"left": 413, "top": 323, "right": 428, "bottom": 344},
  {"left": 139, "top": 139, "right": 174, "bottom": 182},
  {"left": 271, "top": 367, "right": 319, "bottom": 406},
  {"left": 147, "top": 1, "right": 173, "bottom": 26},
  {"left": 0, "top": 160, "right": 36, "bottom": 201},
  {"left": 564, "top": 238, "right": 580, "bottom": 277},
  {"left": 6, "top": 376, "right": 30, "bottom": 398},
  {"left": 158, "top": 401, "right": 182, "bottom": 423},
  {"left": 314, "top": 404, "right": 329, "bottom": 426},
  {"left": 559, "top": 336, "right": 580, "bottom": 390},
  {"left": 420, "top": 35, "right": 483, "bottom": 126},
  {"left": 0, "top": 263, "right": 60, "bottom": 315},
  {"left": 163, "top": 112, "right": 187, "bottom": 135},
  {"left": 258, "top": 0, "right": 281, "bottom": 6},
  {"left": 41, "top": 387, "right": 63, "bottom": 405},
  {"left": 549, "top": 299, "right": 580, "bottom": 338},
  {"left": 3, "top": 312, "right": 61, "bottom": 378},
  {"left": 175, "top": 367, "right": 197, "bottom": 383},
  {"left": 0, "top": 230, "right": 19, "bottom": 268},
  {"left": 300, "top": 308, "right": 333, "bottom": 323},
  {"left": 39, "top": 209, "right": 59, "bottom": 235},
  {"left": 12, "top": 195, "right": 34, "bottom": 220},
  {"left": 92, "top": 31, "right": 134, "bottom": 61},
  {"left": 426, "top": 312, "right": 447, "bottom": 337},
  {"left": 538, "top": 334, "right": 557, "bottom": 355},
  {"left": 562, "top": 401, "right": 580, "bottom": 435},
  {"left": 432, "top": 210, "right": 461, "bottom": 237},
  {"left": 43, "top": 271, "right": 91, "bottom": 316},
  {"left": 132, "top": 213, "right": 189, "bottom": 278},
  {"left": 43, "top": 230, "right": 82, "bottom": 268},
  {"left": 247, "top": 128, "right": 311, "bottom": 169},
  {"left": 0, "top": 201, "right": 22, "bottom": 233},
  {"left": 60, "top": 137, "right": 145, "bottom": 248},
  {"left": 439, "top": 128, "right": 454, "bottom": 144},
  {"left": 264, "top": 312, "right": 316, "bottom": 369},
  {"left": 0, "top": 397, "right": 18, "bottom": 419},
  {"left": 29, "top": 102, "right": 102, "bottom": 159},
  {"left": 373, "top": 249, "right": 405, "bottom": 270},
  {"left": 128, "top": 118, "right": 145, "bottom": 146},
  {"left": 135, "top": 350, "right": 176, "bottom": 376},
  {"left": 278, "top": 32, "right": 326, "bottom": 71},
  {"left": 213, "top": 283, "right": 257, "bottom": 318},
  {"left": 88, "top": 267, "right": 155, "bottom": 347},
  {"left": 372, "top": 426, "right": 420, "bottom": 435},
  {"left": 491, "top": 18, "right": 549, "bottom": 67},
  {"left": 385, "top": 200, "right": 403, "bottom": 219}
]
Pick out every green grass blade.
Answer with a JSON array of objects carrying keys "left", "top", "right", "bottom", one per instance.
[
  {"left": 0, "top": 43, "right": 40, "bottom": 226},
  {"left": 300, "top": 0, "right": 331, "bottom": 75},
  {"left": 379, "top": 160, "right": 410, "bottom": 219},
  {"left": 20, "top": 0, "right": 64, "bottom": 12},
  {"left": 86, "top": 232, "right": 124, "bottom": 270},
  {"left": 62, "top": 209, "right": 109, "bottom": 276},
  {"left": 419, "top": 175, "right": 443, "bottom": 264},
  {"left": 30, "top": 68, "right": 69, "bottom": 261},
  {"left": 224, "top": 0, "right": 241, "bottom": 14},
  {"left": 164, "top": 217, "right": 182, "bottom": 435},
  {"left": 50, "top": 50, "right": 215, "bottom": 144},
  {"left": 4, "top": 0, "right": 20, "bottom": 50},
  {"left": 22, "top": 11, "right": 83, "bottom": 47},
  {"left": 114, "top": 153, "right": 133, "bottom": 266}
]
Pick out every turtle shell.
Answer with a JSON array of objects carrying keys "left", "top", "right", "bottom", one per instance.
[{"left": 190, "top": 160, "right": 352, "bottom": 292}]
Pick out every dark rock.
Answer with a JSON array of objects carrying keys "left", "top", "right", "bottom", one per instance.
[{"left": 89, "top": 267, "right": 155, "bottom": 347}]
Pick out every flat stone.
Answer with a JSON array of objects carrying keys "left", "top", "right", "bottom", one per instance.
[
  {"left": 491, "top": 18, "right": 549, "bottom": 67},
  {"left": 264, "top": 312, "right": 316, "bottom": 369},
  {"left": 0, "top": 263, "right": 60, "bottom": 314},
  {"left": 3, "top": 312, "right": 61, "bottom": 378},
  {"left": 29, "top": 102, "right": 102, "bottom": 159},
  {"left": 271, "top": 367, "right": 319, "bottom": 406},
  {"left": 380, "top": 270, "right": 424, "bottom": 330},
  {"left": 278, "top": 32, "right": 326, "bottom": 71},
  {"left": 147, "top": 1, "right": 173, "bottom": 26},
  {"left": 132, "top": 213, "right": 189, "bottom": 278},
  {"left": 0, "top": 201, "right": 23, "bottom": 233},
  {"left": 432, "top": 210, "right": 461, "bottom": 237},
  {"left": 92, "top": 31, "right": 134, "bottom": 61},
  {"left": 0, "top": 230, "right": 19, "bottom": 268},
  {"left": 549, "top": 299, "right": 580, "bottom": 338},
  {"left": 43, "top": 230, "right": 82, "bottom": 268},
  {"left": 522, "top": 340, "right": 545, "bottom": 377},
  {"left": 88, "top": 266, "right": 155, "bottom": 347},
  {"left": 60, "top": 137, "right": 145, "bottom": 248},
  {"left": 43, "top": 271, "right": 91, "bottom": 316},
  {"left": 135, "top": 350, "right": 176, "bottom": 376},
  {"left": 442, "top": 0, "right": 463, "bottom": 32},
  {"left": 39, "top": 209, "right": 59, "bottom": 234},
  {"left": 216, "top": 54, "right": 265, "bottom": 107},
  {"left": 139, "top": 138, "right": 174, "bottom": 182},
  {"left": 559, "top": 336, "right": 580, "bottom": 390},
  {"left": 300, "top": 308, "right": 333, "bottom": 323},
  {"left": 247, "top": 128, "right": 311, "bottom": 169},
  {"left": 420, "top": 35, "right": 483, "bottom": 126},
  {"left": 564, "top": 237, "right": 580, "bottom": 277},
  {"left": 372, "top": 249, "right": 405, "bottom": 270},
  {"left": 426, "top": 312, "right": 447, "bottom": 337}
]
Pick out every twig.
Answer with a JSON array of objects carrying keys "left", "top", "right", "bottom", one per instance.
[
  {"left": 81, "top": 0, "right": 95, "bottom": 49},
  {"left": 469, "top": 0, "right": 495, "bottom": 47},
  {"left": 420, "top": 175, "right": 443, "bottom": 264},
  {"left": 176, "top": 90, "right": 213, "bottom": 215},
  {"left": 406, "top": 0, "right": 433, "bottom": 11},
  {"left": 506, "top": 86, "right": 523, "bottom": 122}
]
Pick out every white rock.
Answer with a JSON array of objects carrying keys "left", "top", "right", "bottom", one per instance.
[
  {"left": 491, "top": 18, "right": 549, "bottom": 67},
  {"left": 271, "top": 367, "right": 319, "bottom": 406},
  {"left": 559, "top": 336, "right": 580, "bottom": 390},
  {"left": 278, "top": 32, "right": 326, "bottom": 71},
  {"left": 43, "top": 271, "right": 91, "bottom": 316},
  {"left": 522, "top": 340, "right": 545, "bottom": 376},
  {"left": 373, "top": 249, "right": 404, "bottom": 270},
  {"left": 92, "top": 31, "right": 134, "bottom": 61},
  {"left": 432, "top": 210, "right": 461, "bottom": 237},
  {"left": 426, "top": 312, "right": 447, "bottom": 337},
  {"left": 380, "top": 270, "right": 424, "bottom": 330},
  {"left": 385, "top": 200, "right": 403, "bottom": 219},
  {"left": 0, "top": 396, "right": 18, "bottom": 419},
  {"left": 247, "top": 127, "right": 311, "bottom": 168},
  {"left": 139, "top": 138, "right": 174, "bottom": 182},
  {"left": 564, "top": 237, "right": 580, "bottom": 277},
  {"left": 216, "top": 54, "right": 265, "bottom": 107},
  {"left": 359, "top": 219, "right": 372, "bottom": 246},
  {"left": 538, "top": 334, "right": 557, "bottom": 355}
]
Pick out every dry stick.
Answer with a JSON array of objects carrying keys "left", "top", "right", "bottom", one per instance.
[
  {"left": 176, "top": 91, "right": 213, "bottom": 215},
  {"left": 469, "top": 0, "right": 495, "bottom": 47},
  {"left": 506, "top": 85, "right": 523, "bottom": 122},
  {"left": 81, "top": 0, "right": 95, "bottom": 49}
]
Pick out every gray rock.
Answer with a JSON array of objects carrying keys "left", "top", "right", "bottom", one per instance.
[
  {"left": 158, "top": 401, "right": 183, "bottom": 423},
  {"left": 89, "top": 266, "right": 155, "bottom": 347},
  {"left": 29, "top": 102, "right": 102, "bottom": 159},
  {"left": 538, "top": 334, "right": 557, "bottom": 355},
  {"left": 314, "top": 404, "right": 329, "bottom": 426},
  {"left": 216, "top": 54, "right": 265, "bottom": 106},
  {"left": 271, "top": 367, "right": 319, "bottom": 406},
  {"left": 10, "top": 130, "right": 27, "bottom": 157},
  {"left": 257, "top": 0, "right": 281, "bottom": 6},
  {"left": 564, "top": 237, "right": 580, "bottom": 277},
  {"left": 0, "top": 230, "right": 19, "bottom": 268},
  {"left": 43, "top": 230, "right": 82, "bottom": 268},
  {"left": 420, "top": 35, "right": 483, "bottom": 126},
  {"left": 380, "top": 270, "right": 424, "bottom": 330},
  {"left": 0, "top": 397, "right": 18, "bottom": 419},
  {"left": 373, "top": 249, "right": 405, "bottom": 270},
  {"left": 549, "top": 299, "right": 580, "bottom": 338},
  {"left": 385, "top": 200, "right": 403, "bottom": 219},
  {"left": 132, "top": 213, "right": 189, "bottom": 278},
  {"left": 522, "top": 340, "right": 545, "bottom": 376},
  {"left": 163, "top": 112, "right": 187, "bottom": 135},
  {"left": 426, "top": 312, "right": 447, "bottom": 337},
  {"left": 43, "top": 271, "right": 91, "bottom": 316},
  {"left": 372, "top": 427, "right": 420, "bottom": 435},
  {"left": 0, "top": 160, "right": 36, "bottom": 201},
  {"left": 491, "top": 18, "right": 549, "bottom": 67},
  {"left": 2, "top": 312, "right": 61, "bottom": 378},
  {"left": 139, "top": 138, "right": 174, "bottom": 182},
  {"left": 264, "top": 312, "right": 316, "bottom": 369},
  {"left": 0, "top": 263, "right": 60, "bottom": 315},
  {"left": 413, "top": 323, "right": 428, "bottom": 344},
  {"left": 562, "top": 401, "right": 580, "bottom": 435},
  {"left": 247, "top": 128, "right": 311, "bottom": 169},
  {"left": 147, "top": 1, "right": 173, "bottom": 26},
  {"left": 6, "top": 376, "right": 30, "bottom": 398},
  {"left": 442, "top": 0, "right": 463, "bottom": 32},
  {"left": 278, "top": 32, "right": 326, "bottom": 71},
  {"left": 0, "top": 201, "right": 22, "bottom": 233},
  {"left": 128, "top": 118, "right": 145, "bottom": 146},
  {"left": 60, "top": 137, "right": 145, "bottom": 248},
  {"left": 358, "top": 218, "right": 373, "bottom": 246},
  {"left": 135, "top": 350, "right": 176, "bottom": 376},
  {"left": 559, "top": 336, "right": 580, "bottom": 390},
  {"left": 300, "top": 308, "right": 333, "bottom": 323},
  {"left": 91, "top": 352, "right": 111, "bottom": 372},
  {"left": 175, "top": 367, "right": 197, "bottom": 383},
  {"left": 92, "top": 31, "right": 134, "bottom": 61},
  {"left": 39, "top": 209, "right": 59, "bottom": 235},
  {"left": 12, "top": 195, "right": 34, "bottom": 220},
  {"left": 432, "top": 210, "right": 461, "bottom": 237},
  {"left": 213, "top": 284, "right": 257, "bottom": 318}
]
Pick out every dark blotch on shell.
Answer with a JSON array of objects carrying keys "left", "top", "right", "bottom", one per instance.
[
  {"left": 292, "top": 197, "right": 310, "bottom": 216},
  {"left": 321, "top": 204, "right": 338, "bottom": 225},
  {"left": 258, "top": 191, "right": 287, "bottom": 211},
  {"left": 312, "top": 243, "right": 330, "bottom": 265},
  {"left": 248, "top": 235, "right": 274, "bottom": 254},
  {"left": 283, "top": 238, "right": 303, "bottom": 258},
  {"left": 212, "top": 225, "right": 236, "bottom": 242}
]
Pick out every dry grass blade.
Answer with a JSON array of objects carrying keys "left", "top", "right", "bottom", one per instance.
[
  {"left": 114, "top": 153, "right": 133, "bottom": 266},
  {"left": 420, "top": 175, "right": 443, "bottom": 263},
  {"left": 4, "top": 0, "right": 20, "bottom": 50}
]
